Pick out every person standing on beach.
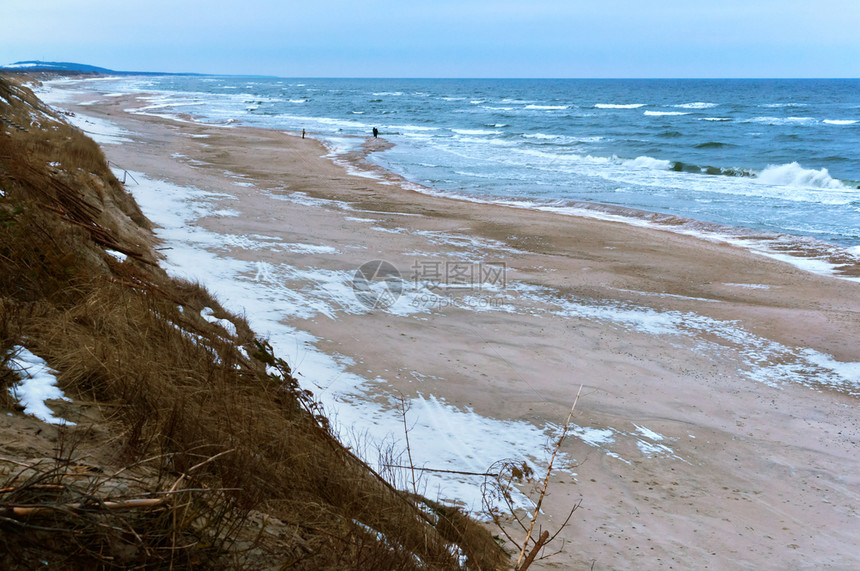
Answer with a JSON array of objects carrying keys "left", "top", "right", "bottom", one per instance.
[
  {"left": 302, "top": 128, "right": 306, "bottom": 139},
  {"left": 372, "top": 127, "right": 378, "bottom": 138}
]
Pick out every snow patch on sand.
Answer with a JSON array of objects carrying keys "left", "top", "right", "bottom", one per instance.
[
  {"left": 7, "top": 347, "right": 74, "bottom": 425},
  {"left": 201, "top": 307, "right": 237, "bottom": 337},
  {"left": 125, "top": 170, "right": 559, "bottom": 510}
]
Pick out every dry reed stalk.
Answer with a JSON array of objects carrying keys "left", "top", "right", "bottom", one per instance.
[{"left": 514, "top": 384, "right": 583, "bottom": 570}]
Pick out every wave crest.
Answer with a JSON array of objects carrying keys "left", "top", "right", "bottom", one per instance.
[
  {"left": 595, "top": 103, "right": 646, "bottom": 109},
  {"left": 645, "top": 111, "right": 690, "bottom": 117},
  {"left": 756, "top": 162, "right": 846, "bottom": 189},
  {"left": 625, "top": 156, "right": 672, "bottom": 170},
  {"left": 674, "top": 102, "right": 718, "bottom": 109},
  {"left": 524, "top": 104, "right": 568, "bottom": 110}
]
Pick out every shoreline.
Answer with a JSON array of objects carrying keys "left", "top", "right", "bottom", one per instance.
[
  {"left": 37, "top": 79, "right": 860, "bottom": 569},
  {"left": 48, "top": 76, "right": 860, "bottom": 282},
  {"left": 331, "top": 133, "right": 860, "bottom": 282}
]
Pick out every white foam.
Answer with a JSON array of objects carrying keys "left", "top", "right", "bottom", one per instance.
[
  {"left": 823, "top": 119, "right": 858, "bottom": 125},
  {"left": 750, "top": 116, "right": 816, "bottom": 125},
  {"left": 674, "top": 102, "right": 718, "bottom": 109},
  {"left": 451, "top": 128, "right": 501, "bottom": 135},
  {"left": 455, "top": 136, "right": 515, "bottom": 147},
  {"left": 524, "top": 105, "right": 568, "bottom": 110},
  {"left": 391, "top": 125, "right": 439, "bottom": 132},
  {"left": 644, "top": 111, "right": 690, "bottom": 117},
  {"left": 624, "top": 156, "right": 672, "bottom": 170},
  {"left": 595, "top": 103, "right": 646, "bottom": 109},
  {"left": 756, "top": 162, "right": 845, "bottom": 189}
]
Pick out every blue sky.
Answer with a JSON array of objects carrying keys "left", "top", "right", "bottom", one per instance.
[{"left": 3, "top": 1, "right": 858, "bottom": 77}]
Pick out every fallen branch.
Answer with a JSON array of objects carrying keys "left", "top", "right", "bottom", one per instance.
[
  {"left": 3, "top": 497, "right": 165, "bottom": 517},
  {"left": 383, "top": 465, "right": 498, "bottom": 477}
]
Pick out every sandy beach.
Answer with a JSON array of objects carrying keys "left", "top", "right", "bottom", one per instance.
[{"left": 45, "top": 83, "right": 860, "bottom": 569}]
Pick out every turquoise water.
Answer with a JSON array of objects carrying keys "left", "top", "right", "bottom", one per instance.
[{"left": 87, "top": 77, "right": 860, "bottom": 252}]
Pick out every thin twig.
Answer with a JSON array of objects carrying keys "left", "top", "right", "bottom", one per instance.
[{"left": 397, "top": 395, "right": 418, "bottom": 495}]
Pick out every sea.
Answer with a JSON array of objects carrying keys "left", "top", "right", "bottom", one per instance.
[{"left": 76, "top": 76, "right": 860, "bottom": 274}]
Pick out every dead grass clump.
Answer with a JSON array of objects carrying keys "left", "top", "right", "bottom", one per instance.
[
  {"left": 0, "top": 300, "right": 23, "bottom": 410},
  {"left": 0, "top": 445, "right": 256, "bottom": 569}
]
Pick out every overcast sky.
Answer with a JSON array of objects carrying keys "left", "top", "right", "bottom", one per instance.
[{"left": 3, "top": 1, "right": 858, "bottom": 77}]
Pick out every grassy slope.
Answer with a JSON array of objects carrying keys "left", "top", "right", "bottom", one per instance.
[{"left": 0, "top": 76, "right": 507, "bottom": 570}]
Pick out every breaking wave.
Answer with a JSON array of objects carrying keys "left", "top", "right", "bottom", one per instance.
[
  {"left": 594, "top": 103, "right": 646, "bottom": 109},
  {"left": 756, "top": 162, "right": 846, "bottom": 189}
]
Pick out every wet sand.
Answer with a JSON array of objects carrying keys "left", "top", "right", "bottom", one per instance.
[{"left": 55, "top": 86, "right": 859, "bottom": 569}]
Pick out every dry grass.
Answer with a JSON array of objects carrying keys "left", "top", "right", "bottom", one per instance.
[{"left": 0, "top": 75, "right": 508, "bottom": 569}]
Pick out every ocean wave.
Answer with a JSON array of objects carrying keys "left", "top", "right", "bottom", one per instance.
[
  {"left": 644, "top": 111, "right": 690, "bottom": 116},
  {"left": 670, "top": 162, "right": 752, "bottom": 177},
  {"left": 595, "top": 103, "right": 646, "bottom": 109},
  {"left": 701, "top": 117, "right": 732, "bottom": 122},
  {"left": 288, "top": 99, "right": 308, "bottom": 103},
  {"left": 823, "top": 119, "right": 858, "bottom": 125},
  {"left": 755, "top": 162, "right": 846, "bottom": 189},
  {"left": 453, "top": 170, "right": 497, "bottom": 179},
  {"left": 761, "top": 103, "right": 807, "bottom": 108},
  {"left": 624, "top": 156, "right": 673, "bottom": 170},
  {"left": 372, "top": 91, "right": 403, "bottom": 96},
  {"left": 520, "top": 134, "right": 605, "bottom": 146},
  {"left": 749, "top": 116, "right": 816, "bottom": 125},
  {"left": 524, "top": 104, "right": 568, "bottom": 110},
  {"left": 275, "top": 113, "right": 369, "bottom": 130},
  {"left": 482, "top": 106, "right": 515, "bottom": 111},
  {"left": 452, "top": 128, "right": 502, "bottom": 135},
  {"left": 454, "top": 136, "right": 516, "bottom": 147},
  {"left": 674, "top": 102, "right": 718, "bottom": 109},
  {"left": 694, "top": 141, "right": 734, "bottom": 149},
  {"left": 513, "top": 148, "right": 610, "bottom": 165},
  {"left": 390, "top": 125, "right": 440, "bottom": 131}
]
